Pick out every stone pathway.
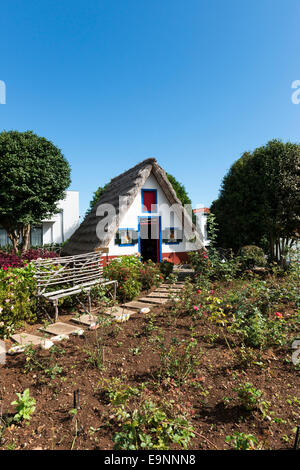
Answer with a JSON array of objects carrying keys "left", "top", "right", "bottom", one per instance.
[{"left": 8, "top": 281, "right": 185, "bottom": 355}]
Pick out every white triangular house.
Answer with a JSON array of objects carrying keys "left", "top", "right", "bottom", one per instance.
[{"left": 62, "top": 158, "right": 203, "bottom": 264}]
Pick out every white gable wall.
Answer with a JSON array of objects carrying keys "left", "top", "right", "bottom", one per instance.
[{"left": 107, "top": 172, "right": 197, "bottom": 258}]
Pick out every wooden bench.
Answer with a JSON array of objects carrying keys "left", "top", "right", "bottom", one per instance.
[{"left": 34, "top": 251, "right": 117, "bottom": 321}]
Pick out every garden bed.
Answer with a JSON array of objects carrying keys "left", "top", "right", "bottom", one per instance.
[{"left": 0, "top": 275, "right": 299, "bottom": 450}]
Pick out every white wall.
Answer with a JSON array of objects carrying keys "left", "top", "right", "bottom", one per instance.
[
  {"left": 42, "top": 191, "right": 80, "bottom": 244},
  {"left": 107, "top": 173, "right": 198, "bottom": 257},
  {"left": 194, "top": 212, "right": 209, "bottom": 246}
]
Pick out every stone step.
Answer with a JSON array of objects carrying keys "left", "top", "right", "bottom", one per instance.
[
  {"left": 122, "top": 301, "right": 153, "bottom": 310},
  {"left": 139, "top": 297, "right": 168, "bottom": 305},
  {"left": 11, "top": 333, "right": 54, "bottom": 350},
  {"left": 147, "top": 292, "right": 170, "bottom": 298},
  {"left": 72, "top": 314, "right": 99, "bottom": 326},
  {"left": 104, "top": 306, "right": 136, "bottom": 322}
]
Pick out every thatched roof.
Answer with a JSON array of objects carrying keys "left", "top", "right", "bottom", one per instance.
[{"left": 62, "top": 158, "right": 203, "bottom": 255}]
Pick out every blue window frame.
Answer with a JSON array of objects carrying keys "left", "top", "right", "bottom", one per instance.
[
  {"left": 163, "top": 227, "right": 182, "bottom": 245},
  {"left": 116, "top": 228, "right": 137, "bottom": 246},
  {"left": 141, "top": 189, "right": 157, "bottom": 213}
]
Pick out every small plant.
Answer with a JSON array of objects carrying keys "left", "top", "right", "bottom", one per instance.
[
  {"left": 234, "top": 381, "right": 262, "bottom": 411},
  {"left": 225, "top": 432, "right": 259, "bottom": 450},
  {"left": 113, "top": 399, "right": 194, "bottom": 450},
  {"left": 11, "top": 389, "right": 36, "bottom": 423}
]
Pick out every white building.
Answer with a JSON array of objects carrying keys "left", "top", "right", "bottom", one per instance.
[
  {"left": 0, "top": 190, "right": 80, "bottom": 247},
  {"left": 62, "top": 159, "right": 203, "bottom": 264}
]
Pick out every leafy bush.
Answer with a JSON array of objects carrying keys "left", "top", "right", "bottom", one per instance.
[
  {"left": 104, "top": 255, "right": 163, "bottom": 302},
  {"left": 0, "top": 248, "right": 58, "bottom": 269},
  {"left": 239, "top": 245, "right": 267, "bottom": 269},
  {"left": 159, "top": 260, "right": 174, "bottom": 278},
  {"left": 139, "top": 260, "right": 163, "bottom": 290},
  {"left": 234, "top": 381, "right": 262, "bottom": 411},
  {"left": 189, "top": 214, "right": 240, "bottom": 281},
  {"left": 113, "top": 399, "right": 194, "bottom": 450}
]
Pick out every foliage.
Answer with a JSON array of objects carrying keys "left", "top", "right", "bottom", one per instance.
[
  {"left": 0, "top": 264, "right": 37, "bottom": 338},
  {"left": 0, "top": 248, "right": 58, "bottom": 269},
  {"left": 211, "top": 139, "right": 300, "bottom": 261},
  {"left": 139, "top": 260, "right": 163, "bottom": 290},
  {"left": 0, "top": 130, "right": 71, "bottom": 252},
  {"left": 225, "top": 432, "right": 259, "bottom": 450},
  {"left": 234, "top": 382, "right": 262, "bottom": 411},
  {"left": 85, "top": 183, "right": 110, "bottom": 217},
  {"left": 11, "top": 389, "right": 36, "bottom": 423},
  {"left": 159, "top": 260, "right": 174, "bottom": 278},
  {"left": 239, "top": 245, "right": 267, "bottom": 269},
  {"left": 104, "top": 255, "right": 163, "bottom": 301},
  {"left": 189, "top": 213, "right": 240, "bottom": 280},
  {"left": 157, "top": 336, "right": 201, "bottom": 385}
]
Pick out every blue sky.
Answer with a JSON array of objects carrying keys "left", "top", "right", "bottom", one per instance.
[{"left": 1, "top": 0, "right": 300, "bottom": 219}]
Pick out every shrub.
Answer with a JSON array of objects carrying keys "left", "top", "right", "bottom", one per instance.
[
  {"left": 239, "top": 245, "right": 266, "bottom": 270},
  {"left": 113, "top": 399, "right": 194, "bottom": 450},
  {"left": 104, "top": 255, "right": 163, "bottom": 302},
  {"left": 0, "top": 264, "right": 38, "bottom": 338},
  {"left": 159, "top": 260, "right": 174, "bottom": 278},
  {"left": 234, "top": 382, "right": 262, "bottom": 411},
  {"left": 0, "top": 248, "right": 58, "bottom": 270},
  {"left": 139, "top": 260, "right": 163, "bottom": 290},
  {"left": 104, "top": 256, "right": 142, "bottom": 302}
]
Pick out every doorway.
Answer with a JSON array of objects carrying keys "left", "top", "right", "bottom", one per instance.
[{"left": 139, "top": 216, "right": 161, "bottom": 263}]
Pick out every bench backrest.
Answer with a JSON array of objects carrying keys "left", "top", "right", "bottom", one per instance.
[{"left": 34, "top": 251, "right": 105, "bottom": 295}]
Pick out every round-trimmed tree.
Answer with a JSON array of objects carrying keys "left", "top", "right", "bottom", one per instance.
[{"left": 0, "top": 130, "right": 71, "bottom": 252}]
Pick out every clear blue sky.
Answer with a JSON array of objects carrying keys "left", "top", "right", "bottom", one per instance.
[{"left": 1, "top": 0, "right": 300, "bottom": 219}]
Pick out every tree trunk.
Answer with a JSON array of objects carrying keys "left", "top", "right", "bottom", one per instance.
[
  {"left": 7, "top": 229, "right": 20, "bottom": 254},
  {"left": 21, "top": 224, "right": 31, "bottom": 252}
]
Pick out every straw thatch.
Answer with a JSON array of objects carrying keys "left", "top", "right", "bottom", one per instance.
[{"left": 62, "top": 158, "right": 203, "bottom": 255}]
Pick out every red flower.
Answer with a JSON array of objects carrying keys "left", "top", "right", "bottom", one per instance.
[
  {"left": 197, "top": 289, "right": 201, "bottom": 294},
  {"left": 274, "top": 312, "right": 283, "bottom": 319}
]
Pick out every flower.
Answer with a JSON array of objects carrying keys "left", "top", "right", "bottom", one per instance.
[
  {"left": 197, "top": 289, "right": 201, "bottom": 294},
  {"left": 274, "top": 312, "right": 283, "bottom": 319},
  {"left": 210, "top": 290, "right": 215, "bottom": 294},
  {"left": 193, "top": 305, "right": 199, "bottom": 311}
]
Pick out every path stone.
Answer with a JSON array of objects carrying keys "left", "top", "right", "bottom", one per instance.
[
  {"left": 39, "top": 322, "right": 83, "bottom": 336},
  {"left": 72, "top": 314, "right": 99, "bottom": 327},
  {"left": 11, "top": 333, "right": 54, "bottom": 350},
  {"left": 139, "top": 297, "right": 168, "bottom": 305},
  {"left": 122, "top": 301, "right": 153, "bottom": 310},
  {"left": 160, "top": 284, "right": 183, "bottom": 289},
  {"left": 104, "top": 306, "right": 135, "bottom": 322},
  {"left": 147, "top": 292, "right": 170, "bottom": 298}
]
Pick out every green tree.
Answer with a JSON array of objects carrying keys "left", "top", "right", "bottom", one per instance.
[
  {"left": 85, "top": 183, "right": 110, "bottom": 217},
  {"left": 0, "top": 130, "right": 71, "bottom": 252},
  {"left": 212, "top": 140, "right": 300, "bottom": 262}
]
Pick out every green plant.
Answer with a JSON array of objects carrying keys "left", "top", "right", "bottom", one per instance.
[
  {"left": 225, "top": 432, "right": 259, "bottom": 450},
  {"left": 113, "top": 399, "right": 194, "bottom": 450},
  {"left": 239, "top": 245, "right": 267, "bottom": 270},
  {"left": 157, "top": 336, "right": 201, "bottom": 385},
  {"left": 11, "top": 389, "right": 36, "bottom": 423},
  {"left": 234, "top": 382, "right": 262, "bottom": 411},
  {"left": 159, "top": 260, "right": 174, "bottom": 278}
]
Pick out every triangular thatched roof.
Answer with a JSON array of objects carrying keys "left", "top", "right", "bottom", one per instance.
[{"left": 62, "top": 158, "right": 203, "bottom": 255}]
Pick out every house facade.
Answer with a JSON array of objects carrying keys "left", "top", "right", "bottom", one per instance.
[
  {"left": 62, "top": 159, "right": 203, "bottom": 264},
  {"left": 0, "top": 190, "right": 80, "bottom": 247}
]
